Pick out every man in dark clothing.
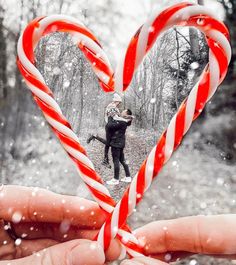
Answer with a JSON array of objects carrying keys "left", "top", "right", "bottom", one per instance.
[
  {"left": 106, "top": 110, "right": 132, "bottom": 185},
  {"left": 87, "top": 93, "right": 128, "bottom": 169},
  {"left": 88, "top": 109, "right": 133, "bottom": 185}
]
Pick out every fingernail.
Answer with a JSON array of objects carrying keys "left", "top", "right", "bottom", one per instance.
[{"left": 69, "top": 242, "right": 105, "bottom": 265}]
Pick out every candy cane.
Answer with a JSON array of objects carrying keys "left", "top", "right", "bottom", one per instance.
[
  {"left": 17, "top": 15, "right": 143, "bottom": 256},
  {"left": 98, "top": 2, "right": 231, "bottom": 251},
  {"left": 17, "top": 3, "right": 231, "bottom": 258}
]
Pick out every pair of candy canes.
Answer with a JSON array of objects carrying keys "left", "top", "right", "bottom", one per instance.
[{"left": 17, "top": 2, "right": 231, "bottom": 257}]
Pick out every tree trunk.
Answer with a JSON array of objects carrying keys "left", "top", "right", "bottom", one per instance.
[
  {"left": 78, "top": 57, "right": 84, "bottom": 134},
  {"left": 0, "top": 7, "right": 7, "bottom": 99},
  {"left": 174, "top": 28, "right": 181, "bottom": 109},
  {"left": 189, "top": 0, "right": 204, "bottom": 62}
]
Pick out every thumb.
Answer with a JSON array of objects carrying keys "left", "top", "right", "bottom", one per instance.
[
  {"left": 0, "top": 240, "right": 105, "bottom": 265},
  {"left": 121, "top": 257, "right": 168, "bottom": 265}
]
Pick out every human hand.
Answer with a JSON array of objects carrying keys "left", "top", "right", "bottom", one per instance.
[
  {"left": 0, "top": 239, "right": 105, "bottom": 265},
  {"left": 124, "top": 215, "right": 236, "bottom": 264},
  {"left": 0, "top": 185, "right": 120, "bottom": 262}
]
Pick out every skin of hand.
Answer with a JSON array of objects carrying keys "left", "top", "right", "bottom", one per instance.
[
  {"left": 123, "top": 215, "right": 236, "bottom": 264},
  {"left": 2, "top": 186, "right": 235, "bottom": 264},
  {"left": 0, "top": 239, "right": 105, "bottom": 265},
  {"left": 0, "top": 185, "right": 121, "bottom": 263}
]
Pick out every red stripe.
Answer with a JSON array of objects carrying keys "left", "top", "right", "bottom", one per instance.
[
  {"left": 103, "top": 218, "right": 112, "bottom": 250},
  {"left": 116, "top": 233, "right": 144, "bottom": 256},
  {"left": 174, "top": 100, "right": 187, "bottom": 149},
  {"left": 89, "top": 186, "right": 116, "bottom": 208},
  {"left": 136, "top": 160, "right": 147, "bottom": 204},
  {"left": 79, "top": 44, "right": 113, "bottom": 77},
  {"left": 42, "top": 21, "right": 101, "bottom": 47},
  {"left": 152, "top": 131, "right": 166, "bottom": 178},
  {"left": 17, "top": 59, "right": 53, "bottom": 96},
  {"left": 74, "top": 158, "right": 103, "bottom": 184},
  {"left": 99, "top": 80, "right": 114, "bottom": 92},
  {"left": 42, "top": 20, "right": 114, "bottom": 93},
  {"left": 68, "top": 155, "right": 117, "bottom": 209},
  {"left": 33, "top": 96, "right": 71, "bottom": 129},
  {"left": 22, "top": 17, "right": 45, "bottom": 65},
  {"left": 122, "top": 3, "right": 193, "bottom": 92},
  {"left": 147, "top": 3, "right": 193, "bottom": 51},
  {"left": 119, "top": 188, "right": 130, "bottom": 227},
  {"left": 122, "top": 26, "right": 142, "bottom": 91},
  {"left": 193, "top": 70, "right": 210, "bottom": 120},
  {"left": 208, "top": 38, "right": 229, "bottom": 83},
  {"left": 186, "top": 15, "right": 230, "bottom": 41},
  {"left": 50, "top": 127, "right": 87, "bottom": 155}
]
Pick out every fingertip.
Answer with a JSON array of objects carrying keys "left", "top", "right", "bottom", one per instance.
[
  {"left": 70, "top": 241, "right": 105, "bottom": 265},
  {"left": 105, "top": 238, "right": 122, "bottom": 261}
]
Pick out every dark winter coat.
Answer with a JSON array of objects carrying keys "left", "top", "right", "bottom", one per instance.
[{"left": 107, "top": 118, "right": 131, "bottom": 148}]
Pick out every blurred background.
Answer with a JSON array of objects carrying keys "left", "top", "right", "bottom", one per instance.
[{"left": 0, "top": 0, "right": 236, "bottom": 264}]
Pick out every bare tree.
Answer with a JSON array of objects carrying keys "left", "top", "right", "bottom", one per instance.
[{"left": 0, "top": 5, "right": 7, "bottom": 99}]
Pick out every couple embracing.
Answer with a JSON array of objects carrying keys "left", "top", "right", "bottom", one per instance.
[{"left": 87, "top": 93, "right": 133, "bottom": 185}]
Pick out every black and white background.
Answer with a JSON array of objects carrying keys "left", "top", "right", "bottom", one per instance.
[{"left": 0, "top": 0, "right": 236, "bottom": 264}]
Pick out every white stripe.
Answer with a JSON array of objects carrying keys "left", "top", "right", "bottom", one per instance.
[
  {"left": 125, "top": 248, "right": 144, "bottom": 257},
  {"left": 79, "top": 175, "right": 111, "bottom": 197},
  {"left": 32, "top": 15, "right": 85, "bottom": 49},
  {"left": 17, "top": 34, "right": 45, "bottom": 83},
  {"left": 93, "top": 68, "right": 110, "bottom": 85},
  {"left": 97, "top": 224, "right": 105, "bottom": 250},
  {"left": 168, "top": 6, "right": 221, "bottom": 27},
  {"left": 135, "top": 22, "right": 151, "bottom": 68},
  {"left": 208, "top": 51, "right": 220, "bottom": 100},
  {"left": 164, "top": 115, "right": 176, "bottom": 163},
  {"left": 45, "top": 115, "right": 80, "bottom": 143},
  {"left": 144, "top": 146, "right": 156, "bottom": 190},
  {"left": 26, "top": 81, "right": 62, "bottom": 114},
  {"left": 111, "top": 201, "right": 121, "bottom": 237},
  {"left": 114, "top": 52, "right": 125, "bottom": 93},
  {"left": 63, "top": 144, "right": 95, "bottom": 170},
  {"left": 184, "top": 81, "right": 199, "bottom": 134},
  {"left": 128, "top": 174, "right": 138, "bottom": 215},
  {"left": 207, "top": 30, "right": 231, "bottom": 64},
  {"left": 71, "top": 32, "right": 111, "bottom": 67},
  {"left": 96, "top": 199, "right": 114, "bottom": 213},
  {"left": 118, "top": 229, "right": 140, "bottom": 245}
]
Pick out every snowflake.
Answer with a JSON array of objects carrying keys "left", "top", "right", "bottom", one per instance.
[
  {"left": 190, "top": 62, "right": 200, "bottom": 70},
  {"left": 150, "top": 98, "right": 156, "bottom": 104}
]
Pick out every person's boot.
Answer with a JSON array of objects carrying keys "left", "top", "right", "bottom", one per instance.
[
  {"left": 101, "top": 157, "right": 112, "bottom": 169},
  {"left": 87, "top": 134, "right": 95, "bottom": 144},
  {"left": 106, "top": 178, "right": 119, "bottom": 185},
  {"left": 120, "top": 176, "right": 132, "bottom": 183}
]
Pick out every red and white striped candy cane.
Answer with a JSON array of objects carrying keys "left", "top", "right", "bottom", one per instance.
[
  {"left": 98, "top": 2, "right": 231, "bottom": 251},
  {"left": 17, "top": 15, "right": 143, "bottom": 257}
]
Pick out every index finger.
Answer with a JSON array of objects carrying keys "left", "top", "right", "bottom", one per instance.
[
  {"left": 135, "top": 215, "right": 236, "bottom": 256},
  {"left": 0, "top": 185, "right": 106, "bottom": 228}
]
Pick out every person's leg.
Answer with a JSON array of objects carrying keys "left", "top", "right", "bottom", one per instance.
[
  {"left": 112, "top": 147, "right": 121, "bottom": 180},
  {"left": 94, "top": 136, "right": 107, "bottom": 145},
  {"left": 120, "top": 149, "right": 131, "bottom": 182},
  {"left": 106, "top": 147, "right": 120, "bottom": 185},
  {"left": 104, "top": 125, "right": 110, "bottom": 163},
  {"left": 87, "top": 133, "right": 96, "bottom": 144}
]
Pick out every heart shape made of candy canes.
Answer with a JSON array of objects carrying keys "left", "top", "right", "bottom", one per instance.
[{"left": 17, "top": 2, "right": 231, "bottom": 258}]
